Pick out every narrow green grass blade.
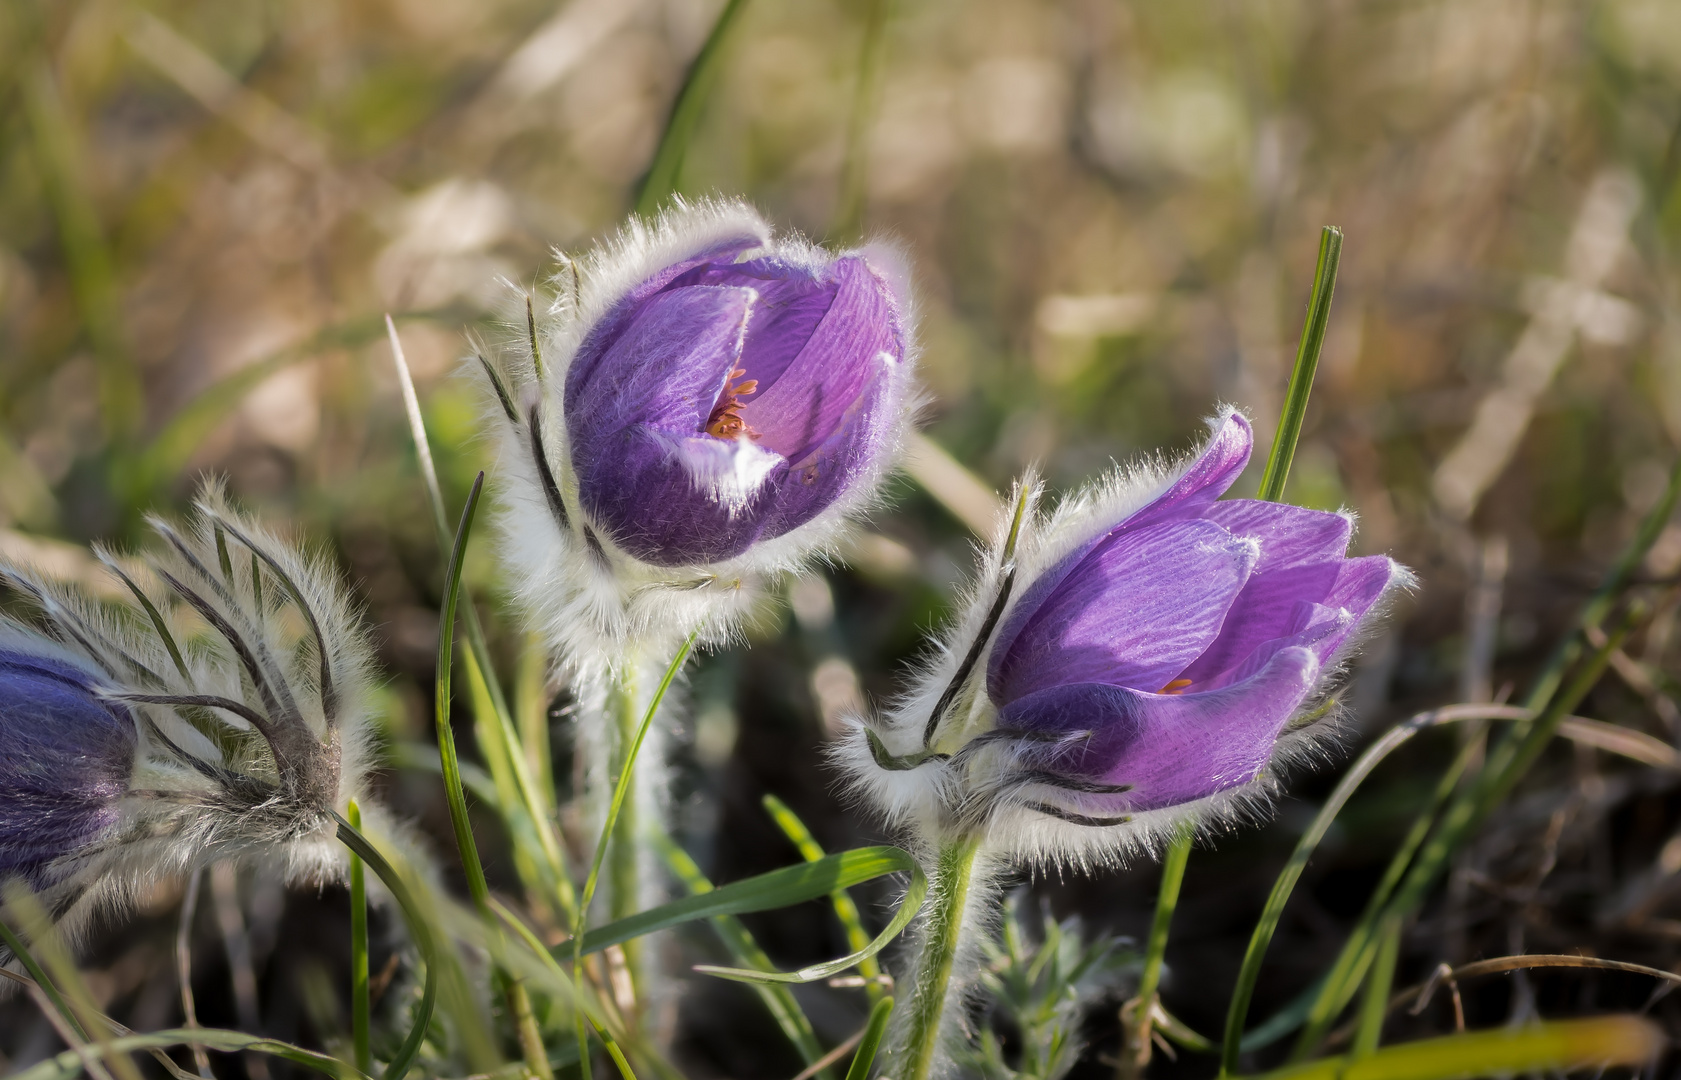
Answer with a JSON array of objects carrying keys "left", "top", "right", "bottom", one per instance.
[
  {"left": 655, "top": 833, "right": 829, "bottom": 1077},
  {"left": 1219, "top": 705, "right": 1520, "bottom": 1068},
  {"left": 692, "top": 847, "right": 934, "bottom": 982},
  {"left": 763, "top": 794, "right": 883, "bottom": 1000},
  {"left": 1248, "top": 1016, "right": 1661, "bottom": 1080},
  {"left": 3, "top": 887, "right": 143, "bottom": 1080},
  {"left": 844, "top": 996, "right": 894, "bottom": 1080},
  {"left": 0, "top": 913, "right": 88, "bottom": 1042},
  {"left": 434, "top": 471, "right": 494, "bottom": 913},
  {"left": 1350, "top": 918, "right": 1400, "bottom": 1058},
  {"left": 830, "top": 0, "right": 891, "bottom": 242},
  {"left": 1257, "top": 227, "right": 1342, "bottom": 503},
  {"left": 571, "top": 632, "right": 697, "bottom": 1070},
  {"left": 1130, "top": 820, "right": 1192, "bottom": 1062},
  {"left": 572, "top": 846, "right": 921, "bottom": 959},
  {"left": 348, "top": 800, "right": 372, "bottom": 1075},
  {"left": 634, "top": 0, "right": 752, "bottom": 215},
  {"left": 389, "top": 318, "right": 573, "bottom": 915},
  {"left": 8, "top": 1029, "right": 354, "bottom": 1080},
  {"left": 335, "top": 817, "right": 439, "bottom": 1080}
]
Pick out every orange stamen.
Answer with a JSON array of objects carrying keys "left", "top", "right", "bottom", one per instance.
[
  {"left": 705, "top": 367, "right": 763, "bottom": 440},
  {"left": 1160, "top": 678, "right": 1193, "bottom": 695}
]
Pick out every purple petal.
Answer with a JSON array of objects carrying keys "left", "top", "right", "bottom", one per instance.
[
  {"left": 989, "top": 519, "right": 1258, "bottom": 705},
  {"left": 566, "top": 234, "right": 765, "bottom": 397},
  {"left": 1176, "top": 555, "right": 1396, "bottom": 691},
  {"left": 758, "top": 350, "right": 902, "bottom": 537},
  {"left": 0, "top": 652, "right": 134, "bottom": 884},
  {"left": 1199, "top": 501, "right": 1353, "bottom": 573},
  {"left": 736, "top": 257, "right": 901, "bottom": 461},
  {"left": 996, "top": 645, "right": 1319, "bottom": 813},
  {"left": 567, "top": 285, "right": 754, "bottom": 447},
  {"left": 664, "top": 258, "right": 842, "bottom": 399},
  {"left": 1127, "top": 412, "right": 1254, "bottom": 531}
]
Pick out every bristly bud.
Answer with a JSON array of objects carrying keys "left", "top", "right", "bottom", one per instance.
[
  {"left": 838, "top": 409, "right": 1409, "bottom": 868},
  {"left": 479, "top": 198, "right": 919, "bottom": 671},
  {"left": 0, "top": 484, "right": 383, "bottom": 941}
]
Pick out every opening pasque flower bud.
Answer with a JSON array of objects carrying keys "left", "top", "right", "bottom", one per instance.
[
  {"left": 843, "top": 410, "right": 1407, "bottom": 864},
  {"left": 0, "top": 486, "right": 383, "bottom": 940},
  {"left": 482, "top": 199, "right": 918, "bottom": 662}
]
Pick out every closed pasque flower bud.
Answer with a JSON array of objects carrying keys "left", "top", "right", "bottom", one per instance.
[
  {"left": 843, "top": 410, "right": 1407, "bottom": 864},
  {"left": 481, "top": 199, "right": 918, "bottom": 664},
  {"left": 0, "top": 487, "right": 383, "bottom": 939}
]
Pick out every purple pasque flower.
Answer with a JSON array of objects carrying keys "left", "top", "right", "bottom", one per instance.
[
  {"left": 484, "top": 199, "right": 917, "bottom": 663},
  {"left": 0, "top": 486, "right": 381, "bottom": 937},
  {"left": 841, "top": 410, "right": 1402, "bottom": 854},
  {"left": 979, "top": 411, "right": 1398, "bottom": 824},
  {"left": 562, "top": 228, "right": 909, "bottom": 566},
  {"left": 0, "top": 649, "right": 134, "bottom": 887}
]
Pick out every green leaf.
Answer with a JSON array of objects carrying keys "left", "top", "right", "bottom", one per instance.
[
  {"left": 634, "top": 0, "right": 752, "bottom": 215},
  {"left": 655, "top": 832, "right": 829, "bottom": 1077},
  {"left": 1248, "top": 1016, "right": 1661, "bottom": 1080},
  {"left": 1256, "top": 226, "right": 1342, "bottom": 503},
  {"left": 8, "top": 1029, "right": 349, "bottom": 1080},
  {"left": 565, "top": 846, "right": 924, "bottom": 982},
  {"left": 845, "top": 996, "right": 895, "bottom": 1080}
]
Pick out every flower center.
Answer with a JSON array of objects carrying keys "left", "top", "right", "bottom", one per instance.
[
  {"left": 705, "top": 367, "right": 761, "bottom": 440},
  {"left": 1159, "top": 678, "right": 1193, "bottom": 695}
]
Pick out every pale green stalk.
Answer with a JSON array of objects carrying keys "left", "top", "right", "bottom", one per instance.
[
  {"left": 348, "top": 800, "right": 371, "bottom": 1076},
  {"left": 899, "top": 835, "right": 982, "bottom": 1080}
]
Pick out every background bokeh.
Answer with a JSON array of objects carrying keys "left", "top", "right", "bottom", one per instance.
[{"left": 5, "top": 0, "right": 1681, "bottom": 1075}]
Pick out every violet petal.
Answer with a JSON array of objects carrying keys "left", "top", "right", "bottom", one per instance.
[
  {"left": 997, "top": 645, "right": 1319, "bottom": 813},
  {"left": 989, "top": 519, "right": 1258, "bottom": 704},
  {"left": 0, "top": 652, "right": 134, "bottom": 884}
]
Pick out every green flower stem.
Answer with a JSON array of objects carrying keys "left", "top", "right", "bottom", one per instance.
[
  {"left": 1127, "top": 821, "right": 1193, "bottom": 1076},
  {"left": 901, "top": 834, "right": 982, "bottom": 1080},
  {"left": 348, "top": 800, "right": 371, "bottom": 1076},
  {"left": 609, "top": 657, "right": 646, "bottom": 992}
]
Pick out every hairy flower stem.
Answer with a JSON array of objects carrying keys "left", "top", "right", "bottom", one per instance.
[
  {"left": 902, "top": 834, "right": 982, "bottom": 1080},
  {"left": 609, "top": 657, "right": 646, "bottom": 999}
]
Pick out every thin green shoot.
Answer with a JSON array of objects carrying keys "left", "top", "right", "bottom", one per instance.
[
  {"left": 2, "top": 886, "right": 143, "bottom": 1080},
  {"left": 1256, "top": 226, "right": 1343, "bottom": 503},
  {"left": 334, "top": 815, "right": 438, "bottom": 1080},
  {"left": 1350, "top": 919, "right": 1400, "bottom": 1058},
  {"left": 830, "top": 0, "right": 891, "bottom": 242},
  {"left": 762, "top": 794, "right": 883, "bottom": 1002},
  {"left": 844, "top": 996, "right": 894, "bottom": 1080},
  {"left": 348, "top": 799, "right": 371, "bottom": 1076},
  {"left": 1218, "top": 704, "right": 1521, "bottom": 1069},
  {"left": 0, "top": 912, "right": 88, "bottom": 1042},
  {"left": 1130, "top": 820, "right": 1192, "bottom": 1068},
  {"left": 388, "top": 315, "right": 573, "bottom": 913},
  {"left": 572, "top": 632, "right": 699, "bottom": 1073},
  {"left": 433, "top": 471, "right": 493, "bottom": 912},
  {"left": 654, "top": 833, "right": 829, "bottom": 1077},
  {"left": 634, "top": 0, "right": 752, "bottom": 215}
]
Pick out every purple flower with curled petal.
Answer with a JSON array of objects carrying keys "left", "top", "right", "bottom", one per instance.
[
  {"left": 484, "top": 200, "right": 919, "bottom": 662},
  {"left": 980, "top": 412, "right": 1399, "bottom": 820},
  {"left": 842, "top": 410, "right": 1405, "bottom": 856},
  {"left": 0, "top": 651, "right": 134, "bottom": 886},
  {"left": 563, "top": 238, "right": 907, "bottom": 565}
]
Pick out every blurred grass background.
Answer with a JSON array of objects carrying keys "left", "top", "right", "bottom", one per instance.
[{"left": 5, "top": 0, "right": 1681, "bottom": 1075}]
